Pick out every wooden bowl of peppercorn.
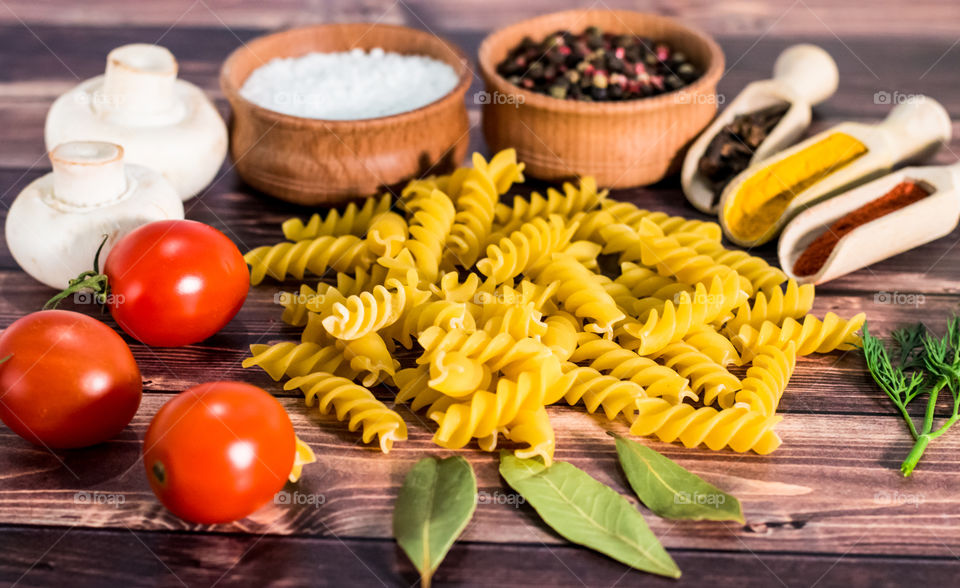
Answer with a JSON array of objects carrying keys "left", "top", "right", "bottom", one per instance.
[
  {"left": 478, "top": 10, "right": 724, "bottom": 188},
  {"left": 220, "top": 24, "right": 473, "bottom": 205}
]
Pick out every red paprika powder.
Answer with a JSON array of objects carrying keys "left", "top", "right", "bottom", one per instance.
[{"left": 793, "top": 180, "right": 932, "bottom": 276}]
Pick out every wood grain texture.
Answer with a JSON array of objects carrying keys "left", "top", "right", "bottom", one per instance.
[
  {"left": 0, "top": 9, "right": 959, "bottom": 587},
  {"left": 2, "top": 393, "right": 960, "bottom": 560},
  {"left": 1, "top": 0, "right": 958, "bottom": 38},
  {"left": 6, "top": 525, "right": 960, "bottom": 588}
]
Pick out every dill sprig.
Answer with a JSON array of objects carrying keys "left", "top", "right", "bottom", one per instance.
[{"left": 861, "top": 318, "right": 960, "bottom": 476}]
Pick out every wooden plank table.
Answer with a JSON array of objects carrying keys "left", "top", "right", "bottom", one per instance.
[{"left": 1, "top": 2, "right": 959, "bottom": 586}]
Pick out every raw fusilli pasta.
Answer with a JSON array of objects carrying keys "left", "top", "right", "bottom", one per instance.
[
  {"left": 243, "top": 149, "right": 864, "bottom": 458},
  {"left": 492, "top": 176, "right": 606, "bottom": 242},
  {"left": 629, "top": 399, "right": 782, "bottom": 454},
  {"left": 445, "top": 150, "right": 524, "bottom": 267},
  {"left": 245, "top": 235, "right": 371, "bottom": 285},
  {"left": 282, "top": 192, "right": 392, "bottom": 241},
  {"left": 650, "top": 342, "right": 742, "bottom": 408},
  {"left": 536, "top": 254, "right": 625, "bottom": 337},
  {"left": 285, "top": 371, "right": 407, "bottom": 453},
  {"left": 725, "top": 279, "right": 816, "bottom": 335},
  {"left": 733, "top": 312, "right": 866, "bottom": 361},
  {"left": 733, "top": 343, "right": 797, "bottom": 415},
  {"left": 476, "top": 215, "right": 576, "bottom": 283}
]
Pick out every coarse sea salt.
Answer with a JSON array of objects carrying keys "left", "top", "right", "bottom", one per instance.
[{"left": 239, "top": 47, "right": 460, "bottom": 120}]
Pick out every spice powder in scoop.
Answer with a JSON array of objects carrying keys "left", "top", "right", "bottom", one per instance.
[
  {"left": 724, "top": 132, "right": 868, "bottom": 242},
  {"left": 793, "top": 180, "right": 933, "bottom": 276}
]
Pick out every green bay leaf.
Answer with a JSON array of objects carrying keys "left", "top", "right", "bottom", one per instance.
[
  {"left": 614, "top": 435, "right": 744, "bottom": 523},
  {"left": 499, "top": 452, "right": 680, "bottom": 579},
  {"left": 393, "top": 456, "right": 477, "bottom": 588}
]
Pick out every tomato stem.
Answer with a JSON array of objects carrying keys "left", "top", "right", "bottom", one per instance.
[
  {"left": 152, "top": 461, "right": 167, "bottom": 486},
  {"left": 44, "top": 235, "right": 112, "bottom": 310}
]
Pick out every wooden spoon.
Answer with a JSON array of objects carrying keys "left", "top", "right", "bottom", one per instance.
[
  {"left": 779, "top": 161, "right": 960, "bottom": 285},
  {"left": 681, "top": 44, "right": 838, "bottom": 214},
  {"left": 718, "top": 96, "right": 952, "bottom": 247}
]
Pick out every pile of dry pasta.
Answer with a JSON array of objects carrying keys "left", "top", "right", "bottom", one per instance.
[{"left": 242, "top": 149, "right": 865, "bottom": 464}]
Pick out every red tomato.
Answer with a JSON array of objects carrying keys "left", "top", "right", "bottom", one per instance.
[
  {"left": 104, "top": 220, "right": 249, "bottom": 347},
  {"left": 143, "top": 382, "right": 296, "bottom": 524},
  {"left": 0, "top": 310, "right": 142, "bottom": 448}
]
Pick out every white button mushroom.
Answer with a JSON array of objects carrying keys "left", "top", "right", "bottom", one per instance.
[
  {"left": 6, "top": 141, "right": 185, "bottom": 289},
  {"left": 44, "top": 44, "right": 227, "bottom": 200}
]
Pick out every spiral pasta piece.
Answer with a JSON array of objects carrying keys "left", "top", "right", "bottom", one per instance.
[
  {"left": 417, "top": 326, "right": 554, "bottom": 377},
  {"left": 394, "top": 365, "right": 443, "bottom": 410},
  {"left": 542, "top": 312, "right": 580, "bottom": 361},
  {"left": 505, "top": 406, "right": 556, "bottom": 465},
  {"left": 446, "top": 151, "right": 524, "bottom": 267},
  {"left": 341, "top": 333, "right": 399, "bottom": 387},
  {"left": 600, "top": 221, "right": 744, "bottom": 294},
  {"left": 243, "top": 341, "right": 348, "bottom": 381},
  {"left": 725, "top": 280, "right": 816, "bottom": 335},
  {"left": 386, "top": 299, "right": 476, "bottom": 349},
  {"left": 599, "top": 199, "right": 722, "bottom": 242},
  {"left": 650, "top": 342, "right": 742, "bottom": 408},
  {"left": 493, "top": 176, "right": 606, "bottom": 242},
  {"left": 615, "top": 262, "right": 692, "bottom": 300},
  {"left": 245, "top": 235, "right": 372, "bottom": 285},
  {"left": 431, "top": 271, "right": 483, "bottom": 303},
  {"left": 732, "top": 312, "right": 865, "bottom": 361},
  {"left": 683, "top": 325, "right": 741, "bottom": 367},
  {"left": 476, "top": 215, "right": 576, "bottom": 283},
  {"left": 428, "top": 366, "right": 557, "bottom": 448},
  {"left": 285, "top": 372, "right": 407, "bottom": 453},
  {"left": 569, "top": 332, "right": 693, "bottom": 404},
  {"left": 366, "top": 212, "right": 408, "bottom": 258},
  {"left": 477, "top": 280, "right": 559, "bottom": 317},
  {"left": 428, "top": 350, "right": 490, "bottom": 398},
  {"left": 482, "top": 302, "right": 548, "bottom": 340},
  {"left": 630, "top": 399, "right": 782, "bottom": 454},
  {"left": 669, "top": 235, "right": 786, "bottom": 295},
  {"left": 556, "top": 362, "right": 647, "bottom": 421},
  {"left": 386, "top": 187, "right": 456, "bottom": 284},
  {"left": 734, "top": 343, "right": 797, "bottom": 415},
  {"left": 282, "top": 193, "right": 392, "bottom": 241},
  {"left": 536, "top": 255, "right": 625, "bottom": 337},
  {"left": 321, "top": 281, "right": 407, "bottom": 340},
  {"left": 280, "top": 265, "right": 390, "bottom": 327},
  {"left": 621, "top": 273, "right": 743, "bottom": 355}
]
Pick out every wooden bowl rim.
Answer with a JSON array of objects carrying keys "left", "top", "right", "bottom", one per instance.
[
  {"left": 477, "top": 9, "right": 725, "bottom": 114},
  {"left": 219, "top": 22, "right": 473, "bottom": 128}
]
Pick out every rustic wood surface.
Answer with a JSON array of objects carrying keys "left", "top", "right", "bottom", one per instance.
[{"left": 1, "top": 1, "right": 959, "bottom": 586}]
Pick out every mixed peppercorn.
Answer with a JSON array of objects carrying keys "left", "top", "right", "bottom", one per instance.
[{"left": 496, "top": 26, "right": 700, "bottom": 101}]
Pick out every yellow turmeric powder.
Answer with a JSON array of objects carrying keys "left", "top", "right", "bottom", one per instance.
[{"left": 725, "top": 132, "right": 868, "bottom": 241}]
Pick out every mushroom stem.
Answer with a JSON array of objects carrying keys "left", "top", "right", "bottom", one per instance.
[
  {"left": 99, "top": 44, "right": 179, "bottom": 116},
  {"left": 51, "top": 142, "right": 127, "bottom": 207}
]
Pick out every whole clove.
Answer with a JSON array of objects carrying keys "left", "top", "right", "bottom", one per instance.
[{"left": 697, "top": 102, "right": 791, "bottom": 206}]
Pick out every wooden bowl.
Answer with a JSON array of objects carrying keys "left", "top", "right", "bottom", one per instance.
[
  {"left": 478, "top": 10, "right": 724, "bottom": 188},
  {"left": 220, "top": 24, "right": 472, "bottom": 205}
]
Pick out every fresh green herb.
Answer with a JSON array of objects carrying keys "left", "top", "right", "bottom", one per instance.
[
  {"left": 499, "top": 452, "right": 680, "bottom": 579},
  {"left": 612, "top": 433, "right": 744, "bottom": 523},
  {"left": 890, "top": 322, "right": 927, "bottom": 369},
  {"left": 862, "top": 318, "right": 960, "bottom": 476},
  {"left": 393, "top": 456, "right": 477, "bottom": 588}
]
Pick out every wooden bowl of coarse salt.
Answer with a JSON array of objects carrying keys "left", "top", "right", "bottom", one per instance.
[
  {"left": 220, "top": 24, "right": 472, "bottom": 205},
  {"left": 478, "top": 10, "right": 724, "bottom": 188}
]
